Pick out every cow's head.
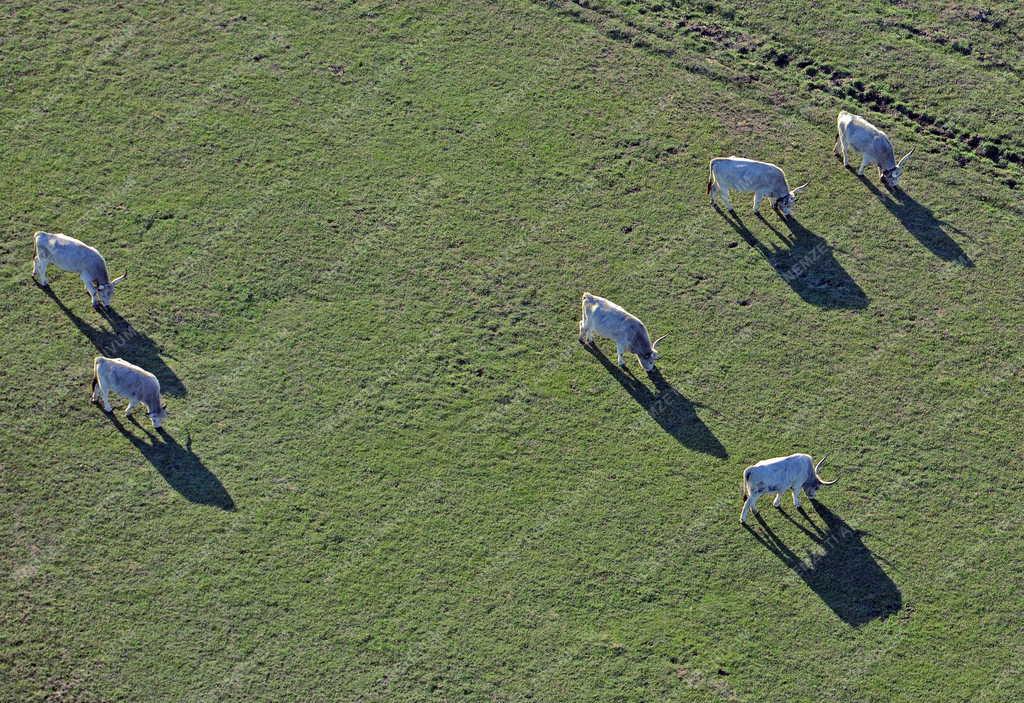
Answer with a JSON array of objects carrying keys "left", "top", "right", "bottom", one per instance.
[
  {"left": 802, "top": 453, "right": 838, "bottom": 498},
  {"left": 774, "top": 183, "right": 809, "bottom": 218},
  {"left": 638, "top": 334, "right": 668, "bottom": 371},
  {"left": 93, "top": 271, "right": 127, "bottom": 308},
  {"left": 150, "top": 401, "right": 167, "bottom": 428},
  {"left": 882, "top": 150, "right": 913, "bottom": 188}
]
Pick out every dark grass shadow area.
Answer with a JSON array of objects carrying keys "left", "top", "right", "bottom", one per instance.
[
  {"left": 106, "top": 412, "right": 235, "bottom": 510},
  {"left": 858, "top": 175, "right": 973, "bottom": 266},
  {"left": 743, "top": 500, "right": 900, "bottom": 626},
  {"left": 583, "top": 342, "right": 727, "bottom": 458},
  {"left": 714, "top": 205, "right": 868, "bottom": 309},
  {"left": 40, "top": 284, "right": 186, "bottom": 397}
]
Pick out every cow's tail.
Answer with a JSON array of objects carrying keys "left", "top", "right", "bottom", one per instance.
[
  {"left": 580, "top": 291, "right": 595, "bottom": 327},
  {"left": 33, "top": 231, "right": 46, "bottom": 260},
  {"left": 740, "top": 469, "right": 749, "bottom": 503},
  {"left": 91, "top": 357, "right": 101, "bottom": 395},
  {"left": 707, "top": 160, "right": 716, "bottom": 195}
]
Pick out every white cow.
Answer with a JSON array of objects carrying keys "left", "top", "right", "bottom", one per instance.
[
  {"left": 33, "top": 231, "right": 126, "bottom": 310},
  {"left": 740, "top": 453, "right": 837, "bottom": 524},
  {"left": 579, "top": 292, "right": 666, "bottom": 371},
  {"left": 707, "top": 157, "right": 808, "bottom": 218},
  {"left": 834, "top": 111, "right": 913, "bottom": 188},
  {"left": 91, "top": 356, "right": 167, "bottom": 428}
]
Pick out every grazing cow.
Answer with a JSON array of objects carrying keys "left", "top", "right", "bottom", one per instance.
[
  {"left": 740, "top": 453, "right": 837, "bottom": 524},
  {"left": 834, "top": 111, "right": 913, "bottom": 188},
  {"left": 707, "top": 157, "right": 808, "bottom": 218},
  {"left": 91, "top": 356, "right": 167, "bottom": 428},
  {"left": 578, "top": 292, "right": 666, "bottom": 371},
  {"left": 33, "top": 231, "right": 126, "bottom": 310}
]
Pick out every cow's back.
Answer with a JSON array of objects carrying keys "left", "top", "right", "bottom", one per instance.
[
  {"left": 843, "top": 116, "right": 896, "bottom": 166},
  {"left": 712, "top": 157, "right": 786, "bottom": 196},
  {"left": 38, "top": 232, "right": 105, "bottom": 275},
  {"left": 588, "top": 298, "right": 643, "bottom": 339},
  {"left": 102, "top": 358, "right": 160, "bottom": 403}
]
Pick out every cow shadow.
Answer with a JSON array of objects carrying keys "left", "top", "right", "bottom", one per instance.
[
  {"left": 582, "top": 342, "right": 727, "bottom": 458},
  {"left": 39, "top": 284, "right": 186, "bottom": 397},
  {"left": 743, "top": 501, "right": 901, "bottom": 626},
  {"left": 859, "top": 175, "right": 973, "bottom": 266},
  {"left": 106, "top": 412, "right": 235, "bottom": 510},
  {"left": 714, "top": 206, "right": 868, "bottom": 310}
]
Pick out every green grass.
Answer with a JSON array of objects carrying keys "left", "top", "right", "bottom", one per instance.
[{"left": 2, "top": 1, "right": 1022, "bottom": 701}]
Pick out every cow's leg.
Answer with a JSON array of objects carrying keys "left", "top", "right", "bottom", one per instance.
[
  {"left": 792, "top": 486, "right": 802, "bottom": 508},
  {"left": 719, "top": 188, "right": 734, "bottom": 212},
  {"left": 752, "top": 192, "right": 764, "bottom": 214},
  {"left": 125, "top": 399, "right": 140, "bottom": 416},
  {"left": 710, "top": 180, "right": 724, "bottom": 208},
  {"left": 741, "top": 492, "right": 760, "bottom": 523},
  {"left": 857, "top": 155, "right": 871, "bottom": 176},
  {"left": 96, "top": 380, "right": 112, "bottom": 412},
  {"left": 32, "top": 252, "right": 49, "bottom": 286},
  {"left": 836, "top": 134, "right": 850, "bottom": 167},
  {"left": 83, "top": 275, "right": 101, "bottom": 309},
  {"left": 773, "top": 492, "right": 783, "bottom": 508},
  {"left": 578, "top": 319, "right": 587, "bottom": 344},
  {"left": 615, "top": 342, "right": 626, "bottom": 368}
]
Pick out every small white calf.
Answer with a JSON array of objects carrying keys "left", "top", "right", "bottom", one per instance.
[
  {"left": 708, "top": 157, "right": 808, "bottom": 218},
  {"left": 579, "top": 292, "right": 666, "bottom": 371},
  {"left": 33, "top": 231, "right": 126, "bottom": 310},
  {"left": 91, "top": 356, "right": 166, "bottom": 428},
  {"left": 834, "top": 111, "right": 913, "bottom": 188},
  {"left": 740, "top": 453, "right": 837, "bottom": 524}
]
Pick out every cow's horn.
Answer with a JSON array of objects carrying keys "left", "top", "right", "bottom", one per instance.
[
  {"left": 652, "top": 334, "right": 669, "bottom": 348},
  {"left": 791, "top": 182, "right": 809, "bottom": 195},
  {"left": 896, "top": 149, "right": 914, "bottom": 168},
  {"left": 814, "top": 453, "right": 837, "bottom": 484},
  {"left": 111, "top": 271, "right": 127, "bottom": 285}
]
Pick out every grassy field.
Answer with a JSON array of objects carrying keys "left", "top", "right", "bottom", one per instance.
[{"left": 2, "top": 1, "right": 1022, "bottom": 701}]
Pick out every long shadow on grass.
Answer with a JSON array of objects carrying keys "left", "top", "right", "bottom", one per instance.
[
  {"left": 743, "top": 501, "right": 900, "bottom": 626},
  {"left": 858, "top": 176, "right": 973, "bottom": 266},
  {"left": 40, "top": 284, "right": 186, "bottom": 397},
  {"left": 583, "top": 343, "right": 727, "bottom": 458},
  {"left": 106, "top": 412, "right": 234, "bottom": 510},
  {"left": 715, "top": 206, "right": 868, "bottom": 310}
]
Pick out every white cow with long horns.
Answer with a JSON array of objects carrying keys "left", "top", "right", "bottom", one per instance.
[
  {"left": 707, "top": 157, "right": 808, "bottom": 218},
  {"left": 33, "top": 231, "right": 127, "bottom": 310},
  {"left": 834, "top": 111, "right": 913, "bottom": 188},
  {"left": 740, "top": 453, "right": 837, "bottom": 524},
  {"left": 91, "top": 356, "right": 167, "bottom": 429},
  {"left": 579, "top": 292, "right": 666, "bottom": 372}
]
